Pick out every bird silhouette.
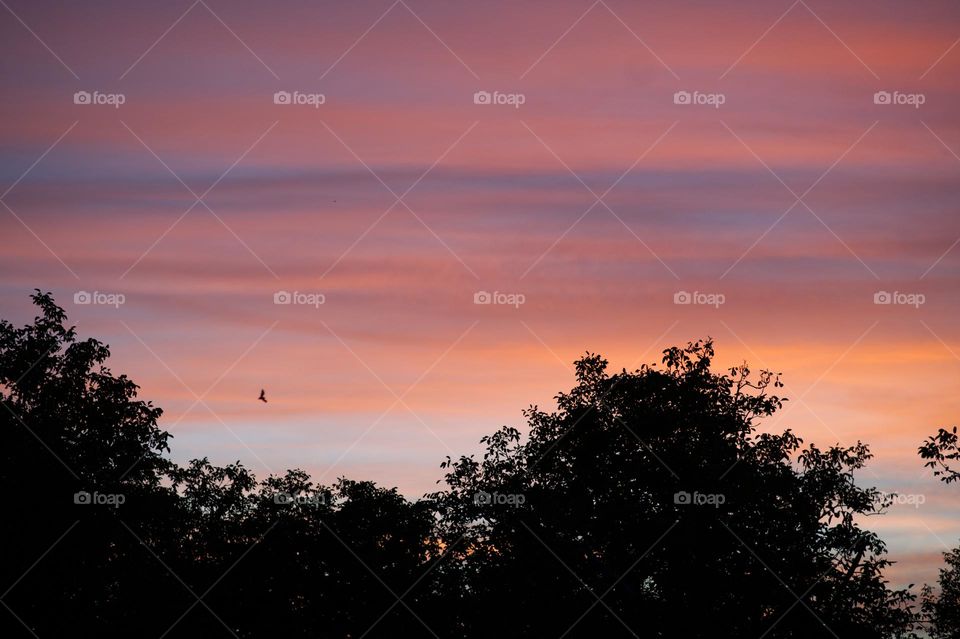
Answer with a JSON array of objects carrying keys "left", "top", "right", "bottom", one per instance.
[{"left": 258, "top": 389, "right": 267, "bottom": 403}]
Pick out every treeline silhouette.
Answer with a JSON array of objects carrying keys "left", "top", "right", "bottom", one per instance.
[{"left": 0, "top": 290, "right": 956, "bottom": 637}]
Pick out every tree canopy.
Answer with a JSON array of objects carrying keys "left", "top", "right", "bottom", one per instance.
[
  {"left": 429, "top": 341, "right": 917, "bottom": 637},
  {"left": 0, "top": 291, "right": 931, "bottom": 637},
  {"left": 919, "top": 426, "right": 960, "bottom": 637}
]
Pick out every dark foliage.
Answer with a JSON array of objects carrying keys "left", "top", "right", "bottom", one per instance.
[
  {"left": 0, "top": 292, "right": 923, "bottom": 637},
  {"left": 429, "top": 341, "right": 917, "bottom": 638},
  {"left": 919, "top": 427, "right": 960, "bottom": 637}
]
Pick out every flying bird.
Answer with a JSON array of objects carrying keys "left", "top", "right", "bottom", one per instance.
[{"left": 258, "top": 389, "right": 267, "bottom": 403}]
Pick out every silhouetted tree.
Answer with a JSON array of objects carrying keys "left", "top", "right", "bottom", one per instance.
[
  {"left": 919, "top": 426, "right": 960, "bottom": 637},
  {"left": 0, "top": 290, "right": 175, "bottom": 635},
  {"left": 0, "top": 293, "right": 441, "bottom": 637},
  {"left": 430, "top": 341, "right": 918, "bottom": 637},
  {"left": 0, "top": 292, "right": 923, "bottom": 637},
  {"left": 920, "top": 427, "right": 960, "bottom": 484},
  {"left": 921, "top": 548, "right": 960, "bottom": 638}
]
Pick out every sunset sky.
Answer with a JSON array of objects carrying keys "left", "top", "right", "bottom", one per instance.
[{"left": 2, "top": 0, "right": 959, "bottom": 588}]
